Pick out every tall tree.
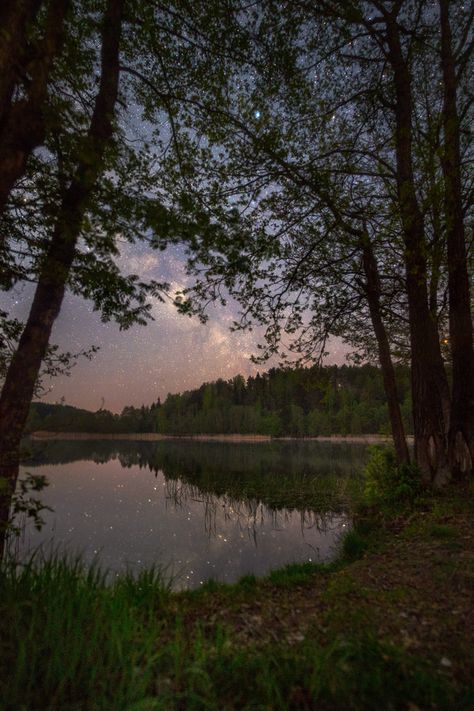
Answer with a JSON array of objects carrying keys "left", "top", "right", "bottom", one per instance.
[
  {"left": 372, "top": 2, "right": 450, "bottom": 483},
  {"left": 439, "top": 0, "right": 474, "bottom": 475},
  {"left": 139, "top": 1, "right": 415, "bottom": 466},
  {"left": 0, "top": 0, "right": 254, "bottom": 548},
  {"left": 0, "top": 0, "right": 123, "bottom": 467}
]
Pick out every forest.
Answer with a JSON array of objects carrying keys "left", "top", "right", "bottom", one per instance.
[{"left": 26, "top": 364, "right": 413, "bottom": 437}]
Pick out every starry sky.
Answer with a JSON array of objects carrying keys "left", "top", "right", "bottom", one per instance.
[
  {"left": 3, "top": 236, "right": 347, "bottom": 413},
  {"left": 1, "top": 50, "right": 351, "bottom": 414}
]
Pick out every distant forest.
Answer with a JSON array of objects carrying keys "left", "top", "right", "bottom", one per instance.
[{"left": 26, "top": 365, "right": 413, "bottom": 437}]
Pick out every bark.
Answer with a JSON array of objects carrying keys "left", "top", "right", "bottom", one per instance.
[
  {"left": 425, "top": 129, "right": 445, "bottom": 321},
  {"left": 0, "top": 463, "right": 19, "bottom": 560},
  {"left": 0, "top": 0, "right": 44, "bottom": 128},
  {"left": 0, "top": 0, "right": 122, "bottom": 555},
  {"left": 385, "top": 17, "right": 451, "bottom": 486},
  {"left": 0, "top": 0, "right": 70, "bottom": 225},
  {"left": 360, "top": 235, "right": 410, "bottom": 466},
  {"left": 439, "top": 0, "right": 474, "bottom": 477}
]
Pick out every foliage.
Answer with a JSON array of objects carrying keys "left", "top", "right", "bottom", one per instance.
[
  {"left": 154, "top": 364, "right": 412, "bottom": 437},
  {"left": 0, "top": 1, "right": 173, "bottom": 329},
  {"left": 136, "top": 0, "right": 473, "bottom": 484},
  {"left": 25, "top": 364, "right": 412, "bottom": 437},
  {"left": 0, "top": 472, "right": 51, "bottom": 540},
  {"left": 363, "top": 446, "right": 422, "bottom": 506},
  {"left": 148, "top": 0, "right": 472, "bottom": 366},
  {"left": 0, "top": 310, "right": 99, "bottom": 398},
  {"left": 341, "top": 529, "right": 370, "bottom": 562},
  {"left": 25, "top": 400, "right": 160, "bottom": 434}
]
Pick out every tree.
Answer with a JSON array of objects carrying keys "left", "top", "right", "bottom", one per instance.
[
  {"left": 0, "top": 0, "right": 125, "bottom": 552},
  {"left": 0, "top": 0, "right": 197, "bottom": 550},
  {"left": 138, "top": 1, "right": 413, "bottom": 465},
  {"left": 0, "top": 0, "right": 70, "bottom": 230},
  {"left": 0, "top": 0, "right": 265, "bottom": 470},
  {"left": 439, "top": 0, "right": 474, "bottom": 475},
  {"left": 0, "top": 0, "right": 124, "bottom": 469},
  {"left": 145, "top": 0, "right": 472, "bottom": 484}
]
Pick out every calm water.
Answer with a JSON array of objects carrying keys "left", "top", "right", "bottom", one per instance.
[{"left": 14, "top": 440, "right": 368, "bottom": 589}]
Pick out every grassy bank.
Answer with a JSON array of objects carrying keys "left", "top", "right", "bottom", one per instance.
[{"left": 2, "top": 480, "right": 473, "bottom": 709}]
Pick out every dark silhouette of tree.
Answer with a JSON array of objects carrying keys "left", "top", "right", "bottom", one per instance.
[
  {"left": 0, "top": 0, "right": 124, "bottom": 553},
  {"left": 439, "top": 0, "right": 474, "bottom": 475},
  {"left": 148, "top": 0, "right": 472, "bottom": 484},
  {"left": 0, "top": 0, "right": 123, "bottom": 467}
]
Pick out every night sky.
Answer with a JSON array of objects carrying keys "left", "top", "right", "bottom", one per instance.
[{"left": 3, "top": 237, "right": 347, "bottom": 413}]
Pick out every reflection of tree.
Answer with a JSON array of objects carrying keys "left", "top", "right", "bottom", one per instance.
[
  {"left": 24, "top": 439, "right": 363, "bottom": 530},
  {"left": 163, "top": 475, "right": 346, "bottom": 547},
  {"left": 26, "top": 439, "right": 366, "bottom": 473}
]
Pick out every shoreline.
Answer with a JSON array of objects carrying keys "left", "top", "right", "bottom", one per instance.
[
  {"left": 29, "top": 431, "right": 413, "bottom": 444},
  {"left": 4, "top": 487, "right": 472, "bottom": 708}
]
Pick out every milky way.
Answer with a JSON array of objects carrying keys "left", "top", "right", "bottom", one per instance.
[
  {"left": 1, "top": 84, "right": 350, "bottom": 412},
  {"left": 2, "top": 235, "right": 347, "bottom": 413}
]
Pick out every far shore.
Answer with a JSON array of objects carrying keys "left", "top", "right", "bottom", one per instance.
[{"left": 29, "top": 431, "right": 413, "bottom": 444}]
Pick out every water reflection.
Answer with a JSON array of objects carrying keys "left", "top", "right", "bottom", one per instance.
[{"left": 14, "top": 440, "right": 366, "bottom": 588}]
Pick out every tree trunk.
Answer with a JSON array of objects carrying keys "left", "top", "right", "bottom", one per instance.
[
  {"left": 0, "top": 0, "right": 70, "bottom": 225},
  {"left": 0, "top": 222, "right": 78, "bottom": 464},
  {"left": 0, "top": 0, "right": 44, "bottom": 128},
  {"left": 385, "top": 18, "right": 451, "bottom": 486},
  {"left": 425, "top": 123, "right": 445, "bottom": 322},
  {"left": 360, "top": 235, "right": 410, "bottom": 466},
  {"left": 0, "top": 463, "right": 19, "bottom": 559},
  {"left": 0, "top": 0, "right": 122, "bottom": 542},
  {"left": 439, "top": 0, "right": 474, "bottom": 477}
]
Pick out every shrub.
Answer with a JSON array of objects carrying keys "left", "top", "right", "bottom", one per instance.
[
  {"left": 341, "top": 530, "right": 369, "bottom": 561},
  {"left": 363, "top": 446, "right": 421, "bottom": 506}
]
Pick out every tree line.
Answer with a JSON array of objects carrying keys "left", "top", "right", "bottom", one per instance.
[
  {"left": 155, "top": 365, "right": 413, "bottom": 437},
  {"left": 26, "top": 364, "right": 412, "bottom": 437}
]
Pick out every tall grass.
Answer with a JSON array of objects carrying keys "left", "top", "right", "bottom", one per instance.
[
  {"left": 1, "top": 553, "right": 463, "bottom": 710},
  {"left": 1, "top": 554, "right": 171, "bottom": 709}
]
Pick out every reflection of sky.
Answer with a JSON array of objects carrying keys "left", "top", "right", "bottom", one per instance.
[
  {"left": 2, "top": 239, "right": 347, "bottom": 412},
  {"left": 15, "top": 457, "right": 349, "bottom": 589}
]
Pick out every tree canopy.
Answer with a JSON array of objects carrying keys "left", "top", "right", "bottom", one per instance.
[{"left": 141, "top": 0, "right": 474, "bottom": 483}]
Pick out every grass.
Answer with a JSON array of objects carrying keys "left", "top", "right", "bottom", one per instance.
[
  {"left": 0, "top": 555, "right": 173, "bottom": 710},
  {"left": 427, "top": 523, "right": 459, "bottom": 539},
  {"left": 340, "top": 529, "right": 370, "bottom": 561},
  {"left": 0, "top": 554, "right": 463, "bottom": 710},
  {"left": 2, "top": 480, "right": 474, "bottom": 709}
]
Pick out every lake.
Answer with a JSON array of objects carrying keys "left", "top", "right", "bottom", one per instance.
[{"left": 13, "top": 439, "right": 368, "bottom": 589}]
